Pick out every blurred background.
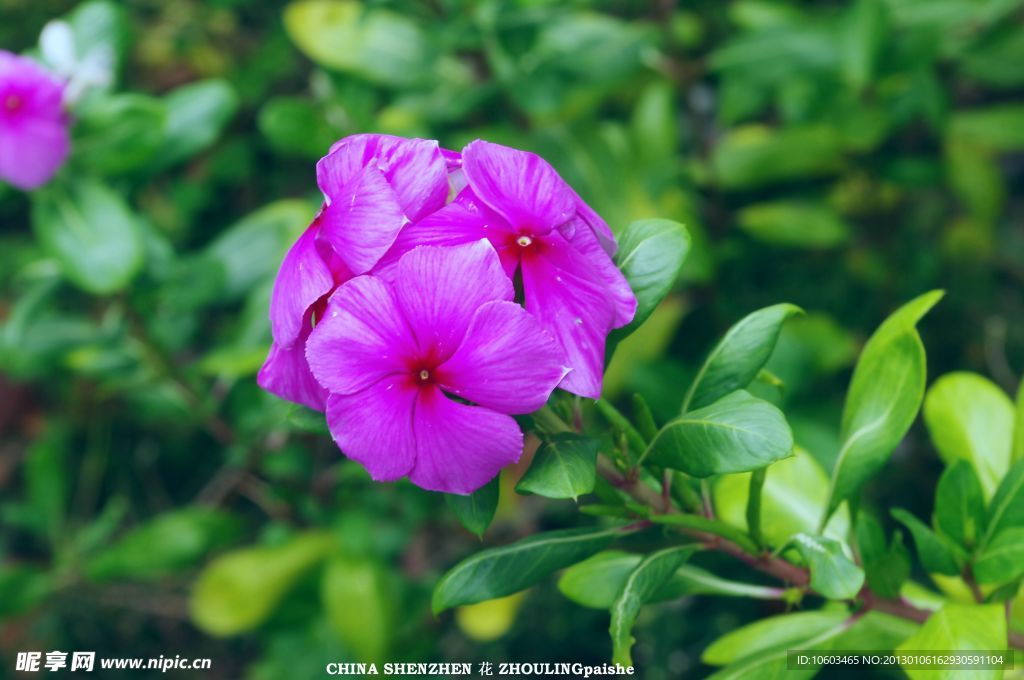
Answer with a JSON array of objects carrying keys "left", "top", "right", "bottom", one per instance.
[{"left": 1, "top": 0, "right": 1022, "bottom": 677}]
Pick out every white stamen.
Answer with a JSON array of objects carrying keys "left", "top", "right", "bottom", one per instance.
[{"left": 516, "top": 235, "right": 533, "bottom": 247}]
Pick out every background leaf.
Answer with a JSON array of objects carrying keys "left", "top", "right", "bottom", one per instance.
[{"left": 896, "top": 604, "right": 1006, "bottom": 680}]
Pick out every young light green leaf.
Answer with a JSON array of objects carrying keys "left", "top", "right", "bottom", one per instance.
[
  {"left": 972, "top": 528, "right": 1024, "bottom": 585},
  {"left": 610, "top": 546, "right": 695, "bottom": 666},
  {"left": 31, "top": 179, "right": 144, "bottom": 295},
  {"left": 790, "top": 534, "right": 865, "bottom": 600},
  {"left": 948, "top": 105, "right": 1024, "bottom": 151},
  {"left": 157, "top": 79, "right": 239, "bottom": 168},
  {"left": 934, "top": 459, "right": 987, "bottom": 549},
  {"left": 1014, "top": 381, "right": 1024, "bottom": 462},
  {"left": 558, "top": 551, "right": 781, "bottom": 610},
  {"left": 737, "top": 202, "right": 849, "bottom": 249},
  {"left": 979, "top": 459, "right": 1024, "bottom": 551},
  {"left": 924, "top": 372, "right": 1015, "bottom": 498},
  {"left": 516, "top": 434, "right": 598, "bottom": 500},
  {"left": 891, "top": 508, "right": 964, "bottom": 576},
  {"left": 714, "top": 449, "right": 851, "bottom": 549},
  {"left": 322, "top": 557, "right": 393, "bottom": 663},
  {"left": 896, "top": 604, "right": 1007, "bottom": 680},
  {"left": 648, "top": 390, "right": 794, "bottom": 477},
  {"left": 607, "top": 219, "right": 690, "bottom": 347},
  {"left": 683, "top": 303, "right": 803, "bottom": 412},
  {"left": 649, "top": 513, "right": 759, "bottom": 554},
  {"left": 706, "top": 617, "right": 852, "bottom": 680},
  {"left": 432, "top": 525, "right": 625, "bottom": 614},
  {"left": 703, "top": 610, "right": 849, "bottom": 666},
  {"left": 190, "top": 532, "right": 337, "bottom": 636},
  {"left": 445, "top": 476, "right": 499, "bottom": 538},
  {"left": 825, "top": 291, "right": 943, "bottom": 518}
]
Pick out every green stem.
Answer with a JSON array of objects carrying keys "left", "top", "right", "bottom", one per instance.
[{"left": 747, "top": 467, "right": 766, "bottom": 549}]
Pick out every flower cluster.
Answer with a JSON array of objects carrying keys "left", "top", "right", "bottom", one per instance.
[
  {"left": 259, "top": 134, "right": 636, "bottom": 494},
  {"left": 0, "top": 50, "right": 69, "bottom": 190}
]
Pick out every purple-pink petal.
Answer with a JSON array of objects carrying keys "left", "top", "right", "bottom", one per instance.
[
  {"left": 438, "top": 300, "right": 569, "bottom": 414},
  {"left": 462, "top": 140, "right": 575, "bottom": 234},
  {"left": 553, "top": 218, "right": 637, "bottom": 328},
  {"left": 305, "top": 275, "right": 417, "bottom": 396},
  {"left": 326, "top": 382, "right": 418, "bottom": 482},
  {"left": 391, "top": 240, "right": 513, "bottom": 361},
  {"left": 317, "top": 164, "right": 407, "bottom": 274},
  {"left": 318, "top": 134, "right": 448, "bottom": 222},
  {"left": 407, "top": 387, "right": 524, "bottom": 495},
  {"left": 521, "top": 251, "right": 616, "bottom": 399},
  {"left": 257, "top": 334, "right": 328, "bottom": 412},
  {"left": 268, "top": 217, "right": 337, "bottom": 347}
]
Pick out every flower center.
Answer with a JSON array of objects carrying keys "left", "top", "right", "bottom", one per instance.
[
  {"left": 417, "top": 369, "right": 431, "bottom": 382},
  {"left": 3, "top": 95, "right": 21, "bottom": 113},
  {"left": 516, "top": 235, "right": 533, "bottom": 248}
]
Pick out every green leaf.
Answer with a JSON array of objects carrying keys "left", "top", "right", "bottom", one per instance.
[
  {"left": 924, "top": 372, "right": 1015, "bottom": 499},
  {"left": 856, "top": 513, "right": 910, "bottom": 599},
  {"left": 557, "top": 551, "right": 782, "bottom": 609},
  {"left": 258, "top": 96, "right": 340, "bottom": 160},
  {"left": 445, "top": 476, "right": 499, "bottom": 538},
  {"left": 649, "top": 513, "right": 759, "bottom": 554},
  {"left": 322, "top": 557, "right": 393, "bottom": 663},
  {"left": 190, "top": 532, "right": 337, "bottom": 636},
  {"left": 157, "top": 79, "right": 238, "bottom": 168},
  {"left": 979, "top": 459, "right": 1024, "bottom": 551},
  {"left": 1014, "top": 381, "right": 1024, "bottom": 462},
  {"left": 647, "top": 390, "right": 794, "bottom": 477},
  {"left": 891, "top": 508, "right": 964, "bottom": 576},
  {"left": 32, "top": 179, "right": 144, "bottom": 294},
  {"left": 432, "top": 525, "right": 625, "bottom": 614},
  {"left": 790, "top": 534, "right": 865, "bottom": 600},
  {"left": 706, "top": 617, "right": 851, "bottom": 680},
  {"left": 610, "top": 546, "right": 695, "bottom": 665},
  {"left": 607, "top": 219, "right": 690, "bottom": 347},
  {"left": 86, "top": 509, "right": 242, "bottom": 582},
  {"left": 283, "top": 0, "right": 436, "bottom": 88},
  {"left": 972, "top": 528, "right": 1024, "bottom": 585},
  {"left": 737, "top": 202, "right": 850, "bottom": 249},
  {"left": 949, "top": 105, "right": 1024, "bottom": 151},
  {"left": 24, "top": 424, "right": 68, "bottom": 544},
  {"left": 714, "top": 449, "right": 851, "bottom": 549},
  {"left": 683, "top": 304, "right": 803, "bottom": 412},
  {"left": 841, "top": 0, "right": 888, "bottom": 90},
  {"left": 934, "top": 459, "right": 987, "bottom": 549},
  {"left": 710, "top": 125, "right": 845, "bottom": 189},
  {"left": 703, "top": 610, "right": 849, "bottom": 666},
  {"left": 71, "top": 94, "right": 167, "bottom": 174},
  {"left": 825, "top": 291, "right": 943, "bottom": 517},
  {"left": 516, "top": 434, "right": 598, "bottom": 501},
  {"left": 896, "top": 604, "right": 1006, "bottom": 680}
]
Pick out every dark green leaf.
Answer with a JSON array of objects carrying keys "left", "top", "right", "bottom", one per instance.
[
  {"left": 826, "top": 291, "right": 943, "bottom": 517},
  {"left": 432, "top": 525, "right": 625, "bottom": 614},
  {"left": 934, "top": 459, "right": 987, "bottom": 549},
  {"left": 516, "top": 433, "right": 598, "bottom": 500},
  {"left": 790, "top": 534, "right": 865, "bottom": 600},
  {"left": 72, "top": 94, "right": 167, "bottom": 174},
  {"left": 648, "top": 390, "right": 794, "bottom": 477},
  {"left": 32, "top": 179, "right": 144, "bottom": 294},
  {"left": 610, "top": 546, "right": 695, "bottom": 665},
  {"left": 445, "top": 476, "right": 499, "bottom": 538},
  {"left": 683, "top": 303, "right": 803, "bottom": 411},
  {"left": 608, "top": 219, "right": 690, "bottom": 348},
  {"left": 841, "top": 0, "right": 888, "bottom": 90},
  {"left": 650, "top": 513, "right": 759, "bottom": 554},
  {"left": 979, "top": 459, "right": 1024, "bottom": 551},
  {"left": 891, "top": 508, "right": 964, "bottom": 576}
]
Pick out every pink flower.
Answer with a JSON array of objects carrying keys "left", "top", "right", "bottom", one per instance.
[
  {"left": 382, "top": 140, "right": 636, "bottom": 398},
  {"left": 306, "top": 241, "right": 569, "bottom": 494},
  {"left": 258, "top": 134, "right": 451, "bottom": 411},
  {"left": 0, "top": 51, "right": 69, "bottom": 190}
]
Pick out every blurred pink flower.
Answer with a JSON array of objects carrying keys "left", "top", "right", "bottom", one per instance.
[
  {"left": 0, "top": 51, "right": 69, "bottom": 190},
  {"left": 306, "top": 242, "right": 568, "bottom": 494}
]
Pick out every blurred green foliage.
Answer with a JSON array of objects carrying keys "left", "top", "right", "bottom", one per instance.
[{"left": 1, "top": 0, "right": 1023, "bottom": 677}]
